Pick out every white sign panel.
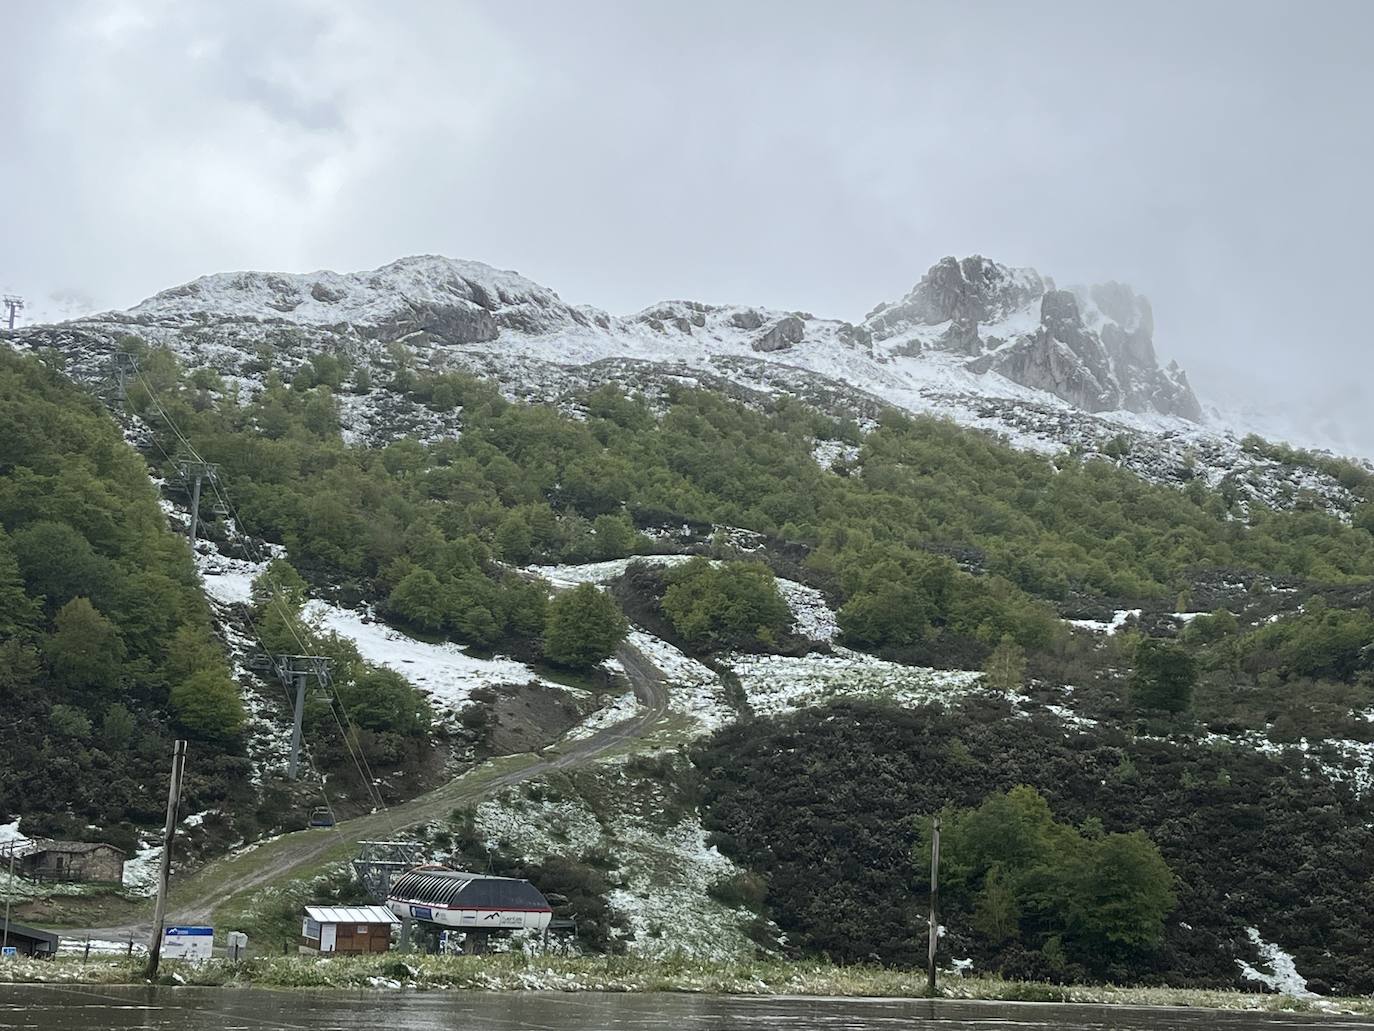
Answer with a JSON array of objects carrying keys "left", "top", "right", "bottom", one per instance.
[{"left": 162, "top": 925, "right": 214, "bottom": 963}]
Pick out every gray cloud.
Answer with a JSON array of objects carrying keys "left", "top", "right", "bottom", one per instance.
[{"left": 3, "top": 0, "right": 1370, "bottom": 453}]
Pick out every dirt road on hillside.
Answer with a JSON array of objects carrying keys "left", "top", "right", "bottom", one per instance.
[{"left": 60, "top": 640, "right": 671, "bottom": 942}]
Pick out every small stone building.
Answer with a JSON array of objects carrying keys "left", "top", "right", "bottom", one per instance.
[
  {"left": 300, "top": 905, "right": 398, "bottom": 955},
  {"left": 19, "top": 841, "right": 125, "bottom": 884}
]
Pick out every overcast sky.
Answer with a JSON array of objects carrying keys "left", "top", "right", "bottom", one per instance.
[{"left": 4, "top": 1, "right": 1370, "bottom": 453}]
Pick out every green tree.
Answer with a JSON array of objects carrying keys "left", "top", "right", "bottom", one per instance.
[
  {"left": 101, "top": 702, "right": 137, "bottom": 750},
  {"left": 1131, "top": 639, "right": 1197, "bottom": 713},
  {"left": 983, "top": 634, "right": 1027, "bottom": 692},
  {"left": 973, "top": 864, "right": 1020, "bottom": 943},
  {"left": 592, "top": 513, "right": 638, "bottom": 560},
  {"left": 661, "top": 558, "right": 791, "bottom": 650},
  {"left": 334, "top": 667, "right": 430, "bottom": 736},
  {"left": 933, "top": 786, "right": 1175, "bottom": 959},
  {"left": 0, "top": 529, "right": 39, "bottom": 638},
  {"left": 387, "top": 568, "right": 448, "bottom": 631},
  {"left": 496, "top": 511, "right": 534, "bottom": 564},
  {"left": 543, "top": 584, "right": 627, "bottom": 669},
  {"left": 49, "top": 703, "right": 92, "bottom": 740},
  {"left": 1065, "top": 830, "right": 1177, "bottom": 950},
  {"left": 170, "top": 668, "right": 245, "bottom": 742},
  {"left": 43, "top": 597, "right": 124, "bottom": 693},
  {"left": 250, "top": 558, "right": 308, "bottom": 610}
]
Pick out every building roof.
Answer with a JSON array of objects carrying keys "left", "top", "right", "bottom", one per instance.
[
  {"left": 0, "top": 917, "right": 59, "bottom": 947},
  {"left": 29, "top": 839, "right": 125, "bottom": 856},
  {"left": 304, "top": 905, "right": 399, "bottom": 925},
  {"left": 387, "top": 869, "right": 551, "bottom": 911}
]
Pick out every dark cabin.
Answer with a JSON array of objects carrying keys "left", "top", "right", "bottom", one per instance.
[{"left": 0, "top": 918, "right": 60, "bottom": 957}]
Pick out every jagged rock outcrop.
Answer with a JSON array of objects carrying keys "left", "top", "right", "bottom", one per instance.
[
  {"left": 752, "top": 315, "right": 805, "bottom": 352},
  {"left": 865, "top": 255, "right": 1202, "bottom": 420}
]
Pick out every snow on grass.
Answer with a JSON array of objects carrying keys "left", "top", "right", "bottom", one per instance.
[
  {"left": 525, "top": 554, "right": 692, "bottom": 588},
  {"left": 470, "top": 763, "right": 766, "bottom": 962},
  {"left": 729, "top": 647, "right": 984, "bottom": 717},
  {"left": 305, "top": 601, "right": 558, "bottom": 717},
  {"left": 122, "top": 842, "right": 161, "bottom": 896},
  {"left": 0, "top": 818, "right": 29, "bottom": 848},
  {"left": 195, "top": 550, "right": 267, "bottom": 606},
  {"left": 1202, "top": 729, "right": 1374, "bottom": 796},
  {"left": 562, "top": 690, "right": 647, "bottom": 743},
  {"left": 607, "top": 818, "right": 753, "bottom": 961},
  {"left": 1067, "top": 608, "right": 1142, "bottom": 634},
  {"left": 220, "top": 621, "right": 293, "bottom": 782},
  {"left": 475, "top": 794, "right": 604, "bottom": 858},
  {"left": 774, "top": 577, "right": 839, "bottom": 642},
  {"left": 812, "top": 438, "right": 860, "bottom": 470},
  {"left": 625, "top": 630, "right": 734, "bottom": 733},
  {"left": 1039, "top": 703, "right": 1100, "bottom": 730},
  {"left": 57, "top": 937, "right": 143, "bottom": 957},
  {"left": 1237, "top": 927, "right": 1315, "bottom": 998}
]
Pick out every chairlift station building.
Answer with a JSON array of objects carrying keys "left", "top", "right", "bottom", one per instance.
[{"left": 386, "top": 869, "right": 553, "bottom": 932}]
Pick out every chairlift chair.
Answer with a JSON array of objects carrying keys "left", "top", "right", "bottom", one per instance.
[{"left": 308, "top": 806, "right": 335, "bottom": 829}]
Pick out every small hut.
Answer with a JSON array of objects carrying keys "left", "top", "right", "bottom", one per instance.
[
  {"left": 0, "top": 918, "right": 59, "bottom": 957},
  {"left": 300, "top": 905, "right": 398, "bottom": 955},
  {"left": 19, "top": 841, "right": 125, "bottom": 884}
]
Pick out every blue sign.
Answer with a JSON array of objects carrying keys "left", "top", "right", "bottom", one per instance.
[
  {"left": 1, "top": 947, "right": 16, "bottom": 958},
  {"left": 166, "top": 926, "right": 213, "bottom": 936},
  {"left": 410, "top": 906, "right": 432, "bottom": 920}
]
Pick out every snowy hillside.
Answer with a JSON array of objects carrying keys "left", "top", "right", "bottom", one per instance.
[{"left": 6, "top": 253, "right": 1369, "bottom": 515}]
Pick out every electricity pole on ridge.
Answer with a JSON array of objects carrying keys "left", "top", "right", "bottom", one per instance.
[{"left": 146, "top": 740, "right": 187, "bottom": 980}]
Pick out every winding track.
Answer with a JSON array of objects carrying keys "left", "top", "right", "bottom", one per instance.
[{"left": 60, "top": 640, "right": 671, "bottom": 942}]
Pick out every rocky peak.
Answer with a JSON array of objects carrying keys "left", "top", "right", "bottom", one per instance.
[
  {"left": 115, "top": 255, "right": 591, "bottom": 343},
  {"left": 866, "top": 255, "right": 1048, "bottom": 343},
  {"left": 864, "top": 256, "right": 1201, "bottom": 421}
]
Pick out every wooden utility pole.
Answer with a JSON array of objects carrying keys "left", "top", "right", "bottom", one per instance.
[
  {"left": 926, "top": 814, "right": 941, "bottom": 997},
  {"left": 145, "top": 740, "right": 187, "bottom": 979},
  {"left": 2, "top": 843, "right": 16, "bottom": 953}
]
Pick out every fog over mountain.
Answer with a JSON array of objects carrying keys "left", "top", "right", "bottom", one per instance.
[{"left": 2, "top": 1, "right": 1370, "bottom": 454}]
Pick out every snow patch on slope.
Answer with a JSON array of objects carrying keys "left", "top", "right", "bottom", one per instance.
[
  {"left": 625, "top": 630, "right": 734, "bottom": 733},
  {"left": 470, "top": 764, "right": 766, "bottom": 961},
  {"left": 729, "top": 648, "right": 984, "bottom": 716},
  {"left": 305, "top": 601, "right": 560, "bottom": 718}
]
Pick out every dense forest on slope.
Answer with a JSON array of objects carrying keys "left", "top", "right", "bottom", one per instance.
[
  {"left": 117, "top": 338, "right": 1374, "bottom": 674},
  {"left": 0, "top": 350, "right": 249, "bottom": 847},
  {"left": 694, "top": 698, "right": 1374, "bottom": 993}
]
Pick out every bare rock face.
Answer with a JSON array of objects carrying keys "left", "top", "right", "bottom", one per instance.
[
  {"left": 867, "top": 255, "right": 1047, "bottom": 343},
  {"left": 868, "top": 256, "right": 1202, "bottom": 420},
  {"left": 752, "top": 315, "right": 805, "bottom": 352},
  {"left": 373, "top": 301, "right": 498, "bottom": 345}
]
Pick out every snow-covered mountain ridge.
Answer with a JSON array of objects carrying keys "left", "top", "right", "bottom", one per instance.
[
  {"left": 5, "top": 253, "right": 1368, "bottom": 515},
  {"left": 96, "top": 252, "right": 1200, "bottom": 420}
]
